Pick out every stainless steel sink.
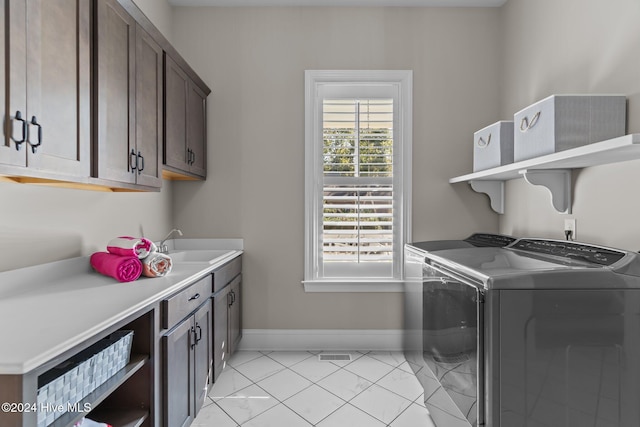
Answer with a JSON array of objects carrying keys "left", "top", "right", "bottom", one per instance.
[{"left": 167, "top": 250, "right": 232, "bottom": 264}]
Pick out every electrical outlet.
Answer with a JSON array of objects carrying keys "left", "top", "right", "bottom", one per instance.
[{"left": 564, "top": 218, "right": 577, "bottom": 240}]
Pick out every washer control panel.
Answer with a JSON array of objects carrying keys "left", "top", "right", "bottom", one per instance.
[
  {"left": 464, "top": 233, "right": 517, "bottom": 248},
  {"left": 510, "top": 239, "right": 626, "bottom": 266}
]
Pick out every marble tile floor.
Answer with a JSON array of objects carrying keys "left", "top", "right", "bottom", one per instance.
[{"left": 193, "top": 350, "right": 437, "bottom": 427}]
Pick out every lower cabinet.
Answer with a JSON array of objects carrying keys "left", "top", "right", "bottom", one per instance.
[
  {"left": 212, "top": 274, "right": 242, "bottom": 381},
  {"left": 162, "top": 299, "right": 212, "bottom": 427},
  {"left": 212, "top": 285, "right": 229, "bottom": 381},
  {"left": 228, "top": 275, "right": 242, "bottom": 356},
  {"left": 161, "top": 255, "right": 242, "bottom": 426},
  {"left": 212, "top": 256, "right": 243, "bottom": 382}
]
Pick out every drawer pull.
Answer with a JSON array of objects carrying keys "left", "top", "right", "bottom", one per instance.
[
  {"left": 519, "top": 111, "right": 541, "bottom": 132},
  {"left": 188, "top": 293, "right": 201, "bottom": 301},
  {"left": 477, "top": 133, "right": 491, "bottom": 148}
]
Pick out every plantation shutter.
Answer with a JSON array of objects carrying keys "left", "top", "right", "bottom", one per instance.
[{"left": 318, "top": 84, "right": 399, "bottom": 279}]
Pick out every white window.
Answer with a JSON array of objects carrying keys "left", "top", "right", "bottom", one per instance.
[{"left": 304, "top": 70, "right": 412, "bottom": 291}]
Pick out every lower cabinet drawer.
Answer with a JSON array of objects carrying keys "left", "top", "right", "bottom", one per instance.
[
  {"left": 162, "top": 275, "right": 212, "bottom": 330},
  {"left": 213, "top": 256, "right": 242, "bottom": 293}
]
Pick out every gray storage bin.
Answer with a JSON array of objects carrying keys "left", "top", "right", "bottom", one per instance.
[
  {"left": 473, "top": 121, "right": 514, "bottom": 171},
  {"left": 513, "top": 94, "right": 626, "bottom": 161}
]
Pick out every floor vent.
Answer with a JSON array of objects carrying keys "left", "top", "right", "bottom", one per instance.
[{"left": 318, "top": 354, "right": 352, "bottom": 362}]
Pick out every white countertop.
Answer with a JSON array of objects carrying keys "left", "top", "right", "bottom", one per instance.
[{"left": 0, "top": 239, "right": 243, "bottom": 375}]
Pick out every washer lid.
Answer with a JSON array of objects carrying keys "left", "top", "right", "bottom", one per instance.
[
  {"left": 407, "top": 233, "right": 516, "bottom": 253},
  {"left": 424, "top": 239, "right": 639, "bottom": 290}
]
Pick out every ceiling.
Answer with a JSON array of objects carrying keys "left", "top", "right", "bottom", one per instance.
[{"left": 168, "top": 0, "right": 506, "bottom": 7}]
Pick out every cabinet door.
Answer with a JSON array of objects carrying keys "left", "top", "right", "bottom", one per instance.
[
  {"left": 96, "top": 0, "right": 136, "bottom": 184},
  {"left": 187, "top": 81, "right": 207, "bottom": 178},
  {"left": 228, "top": 275, "right": 242, "bottom": 356},
  {"left": 164, "top": 55, "right": 189, "bottom": 173},
  {"left": 134, "top": 23, "right": 162, "bottom": 188},
  {"left": 24, "top": 0, "right": 90, "bottom": 176},
  {"left": 193, "top": 300, "right": 212, "bottom": 416},
  {"left": 0, "top": 0, "right": 27, "bottom": 167},
  {"left": 212, "top": 287, "right": 229, "bottom": 382},
  {"left": 163, "top": 317, "right": 194, "bottom": 427}
]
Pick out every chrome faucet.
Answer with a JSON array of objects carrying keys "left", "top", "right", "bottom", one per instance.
[{"left": 158, "top": 228, "right": 183, "bottom": 253}]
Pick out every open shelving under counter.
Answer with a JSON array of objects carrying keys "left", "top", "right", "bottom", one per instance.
[
  {"left": 47, "top": 355, "right": 149, "bottom": 427},
  {"left": 450, "top": 133, "right": 640, "bottom": 214}
]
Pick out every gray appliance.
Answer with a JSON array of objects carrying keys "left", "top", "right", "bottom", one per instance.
[
  {"left": 405, "top": 238, "right": 640, "bottom": 427},
  {"left": 404, "top": 234, "right": 516, "bottom": 356},
  {"left": 403, "top": 233, "right": 516, "bottom": 420}
]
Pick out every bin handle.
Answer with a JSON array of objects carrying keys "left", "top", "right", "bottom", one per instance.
[
  {"left": 477, "top": 133, "right": 491, "bottom": 148},
  {"left": 520, "top": 111, "right": 541, "bottom": 132}
]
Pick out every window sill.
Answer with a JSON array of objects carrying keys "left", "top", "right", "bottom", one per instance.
[{"left": 302, "top": 280, "right": 404, "bottom": 293}]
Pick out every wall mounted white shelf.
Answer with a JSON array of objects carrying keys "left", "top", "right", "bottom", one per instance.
[{"left": 450, "top": 134, "right": 640, "bottom": 214}]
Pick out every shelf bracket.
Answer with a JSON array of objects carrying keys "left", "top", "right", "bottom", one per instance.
[
  {"left": 469, "top": 181, "right": 504, "bottom": 214},
  {"left": 520, "top": 169, "right": 572, "bottom": 214}
]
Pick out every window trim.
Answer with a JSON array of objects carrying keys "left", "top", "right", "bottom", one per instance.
[{"left": 303, "top": 70, "right": 413, "bottom": 292}]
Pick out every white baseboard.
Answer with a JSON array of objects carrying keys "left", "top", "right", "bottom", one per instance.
[{"left": 237, "top": 329, "right": 403, "bottom": 352}]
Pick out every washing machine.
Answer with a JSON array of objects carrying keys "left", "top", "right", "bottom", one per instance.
[
  {"left": 416, "top": 238, "right": 640, "bottom": 427},
  {"left": 403, "top": 233, "right": 516, "bottom": 395}
]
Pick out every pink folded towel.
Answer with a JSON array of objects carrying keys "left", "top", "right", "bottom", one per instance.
[
  {"left": 90, "top": 252, "right": 142, "bottom": 283},
  {"left": 106, "top": 236, "right": 155, "bottom": 259},
  {"left": 142, "top": 252, "right": 173, "bottom": 278}
]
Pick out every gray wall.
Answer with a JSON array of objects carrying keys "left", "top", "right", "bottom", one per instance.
[
  {"left": 170, "top": 7, "right": 501, "bottom": 330},
  {"left": 0, "top": 0, "right": 176, "bottom": 272},
  {"left": 133, "top": 0, "right": 175, "bottom": 43},
  {"left": 498, "top": 0, "right": 640, "bottom": 250}
]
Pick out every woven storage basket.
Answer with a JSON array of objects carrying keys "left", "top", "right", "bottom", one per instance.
[{"left": 36, "top": 330, "right": 133, "bottom": 426}]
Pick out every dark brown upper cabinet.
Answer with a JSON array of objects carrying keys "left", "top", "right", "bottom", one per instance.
[
  {"left": 164, "top": 55, "right": 208, "bottom": 180},
  {"left": 0, "top": 0, "right": 207, "bottom": 191},
  {"left": 0, "top": 0, "right": 91, "bottom": 180},
  {"left": 95, "top": 0, "right": 163, "bottom": 189}
]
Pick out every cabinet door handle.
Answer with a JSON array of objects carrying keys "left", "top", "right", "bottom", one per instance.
[
  {"left": 137, "top": 151, "right": 144, "bottom": 174},
  {"left": 231, "top": 290, "right": 236, "bottom": 305},
  {"left": 188, "top": 293, "right": 200, "bottom": 301},
  {"left": 28, "top": 116, "right": 42, "bottom": 154},
  {"left": 12, "top": 111, "right": 27, "bottom": 150},
  {"left": 190, "top": 326, "right": 196, "bottom": 349},
  {"left": 191, "top": 150, "right": 195, "bottom": 165},
  {"left": 130, "top": 149, "right": 137, "bottom": 172},
  {"left": 228, "top": 292, "right": 233, "bottom": 307},
  {"left": 195, "top": 324, "right": 202, "bottom": 344}
]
